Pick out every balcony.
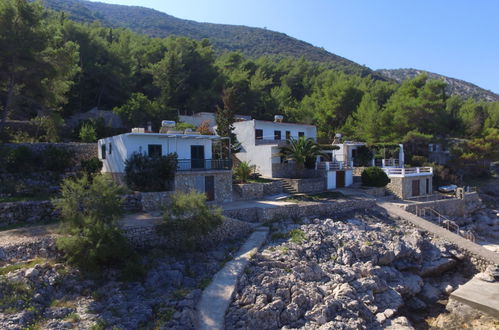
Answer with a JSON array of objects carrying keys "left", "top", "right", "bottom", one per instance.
[
  {"left": 254, "top": 135, "right": 315, "bottom": 146},
  {"left": 176, "top": 159, "right": 232, "bottom": 172},
  {"left": 382, "top": 167, "right": 433, "bottom": 177}
]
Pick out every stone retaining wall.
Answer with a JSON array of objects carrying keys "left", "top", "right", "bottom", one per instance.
[
  {"left": 404, "top": 192, "right": 483, "bottom": 217},
  {"left": 2, "top": 143, "right": 97, "bottom": 165},
  {"left": 0, "top": 201, "right": 59, "bottom": 228},
  {"left": 233, "top": 181, "right": 283, "bottom": 200},
  {"left": 122, "top": 217, "right": 253, "bottom": 249},
  {"left": 223, "top": 199, "right": 377, "bottom": 223},
  {"left": 281, "top": 177, "right": 326, "bottom": 193}
]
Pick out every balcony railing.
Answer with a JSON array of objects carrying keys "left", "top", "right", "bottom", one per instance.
[
  {"left": 382, "top": 167, "right": 433, "bottom": 176},
  {"left": 254, "top": 135, "right": 315, "bottom": 145},
  {"left": 176, "top": 159, "right": 232, "bottom": 172}
]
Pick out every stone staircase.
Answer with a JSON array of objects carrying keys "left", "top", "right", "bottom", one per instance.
[{"left": 278, "top": 179, "right": 298, "bottom": 194}]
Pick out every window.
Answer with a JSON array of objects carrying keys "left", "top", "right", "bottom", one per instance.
[
  {"left": 101, "top": 144, "right": 106, "bottom": 159},
  {"left": 274, "top": 130, "right": 281, "bottom": 140},
  {"left": 148, "top": 144, "right": 162, "bottom": 158},
  {"left": 298, "top": 132, "right": 305, "bottom": 138},
  {"left": 108, "top": 143, "right": 112, "bottom": 155},
  {"left": 255, "top": 129, "right": 263, "bottom": 140},
  {"left": 285, "top": 131, "right": 291, "bottom": 140}
]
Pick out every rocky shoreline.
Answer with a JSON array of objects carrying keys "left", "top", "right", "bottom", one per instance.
[
  {"left": 0, "top": 239, "right": 246, "bottom": 329},
  {"left": 225, "top": 208, "right": 479, "bottom": 329}
]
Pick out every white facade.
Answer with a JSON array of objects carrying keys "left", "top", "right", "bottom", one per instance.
[
  {"left": 98, "top": 132, "right": 219, "bottom": 174},
  {"left": 233, "top": 120, "right": 317, "bottom": 177}
]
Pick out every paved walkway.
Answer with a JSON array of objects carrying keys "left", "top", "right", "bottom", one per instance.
[
  {"left": 378, "top": 202, "right": 499, "bottom": 265},
  {"left": 196, "top": 226, "right": 269, "bottom": 330},
  {"left": 450, "top": 277, "right": 499, "bottom": 318}
]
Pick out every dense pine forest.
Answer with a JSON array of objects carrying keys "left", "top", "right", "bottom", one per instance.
[{"left": 1, "top": 0, "right": 498, "bottom": 174}]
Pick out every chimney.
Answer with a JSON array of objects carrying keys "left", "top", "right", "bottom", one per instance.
[{"left": 332, "top": 133, "right": 342, "bottom": 144}]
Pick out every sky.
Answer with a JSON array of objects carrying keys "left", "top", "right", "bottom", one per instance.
[{"left": 92, "top": 0, "right": 499, "bottom": 94}]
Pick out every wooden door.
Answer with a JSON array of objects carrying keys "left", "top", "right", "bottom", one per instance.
[
  {"left": 205, "top": 176, "right": 215, "bottom": 201},
  {"left": 412, "top": 180, "right": 420, "bottom": 197},
  {"left": 191, "top": 145, "right": 205, "bottom": 169},
  {"left": 336, "top": 171, "right": 345, "bottom": 188}
]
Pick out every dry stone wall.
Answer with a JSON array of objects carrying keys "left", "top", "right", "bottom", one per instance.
[
  {"left": 233, "top": 181, "right": 283, "bottom": 200},
  {"left": 404, "top": 192, "right": 482, "bottom": 217}
]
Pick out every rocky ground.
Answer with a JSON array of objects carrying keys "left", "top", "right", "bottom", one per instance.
[
  {"left": 225, "top": 208, "right": 478, "bottom": 329},
  {"left": 0, "top": 239, "right": 243, "bottom": 329}
]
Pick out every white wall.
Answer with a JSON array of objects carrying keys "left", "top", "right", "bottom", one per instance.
[
  {"left": 253, "top": 120, "right": 317, "bottom": 140},
  {"left": 98, "top": 133, "right": 214, "bottom": 173},
  {"left": 345, "top": 170, "right": 353, "bottom": 187},
  {"left": 233, "top": 120, "right": 318, "bottom": 178},
  {"left": 327, "top": 171, "right": 336, "bottom": 189}
]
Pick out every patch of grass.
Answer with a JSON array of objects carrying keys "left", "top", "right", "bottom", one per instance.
[
  {"left": 248, "top": 177, "right": 274, "bottom": 183},
  {"left": 281, "top": 191, "right": 347, "bottom": 203},
  {"left": 271, "top": 232, "right": 290, "bottom": 240},
  {"left": 198, "top": 278, "right": 211, "bottom": 289},
  {"left": 284, "top": 267, "right": 292, "bottom": 273},
  {"left": 0, "top": 219, "right": 59, "bottom": 232},
  {"left": 330, "top": 255, "right": 338, "bottom": 262},
  {"left": 0, "top": 194, "right": 56, "bottom": 203},
  {"left": 173, "top": 288, "right": 190, "bottom": 299},
  {"left": 64, "top": 312, "right": 81, "bottom": 322},
  {"left": 363, "top": 240, "right": 372, "bottom": 246},
  {"left": 91, "top": 320, "right": 108, "bottom": 330},
  {"left": 289, "top": 229, "right": 307, "bottom": 244},
  {"left": 0, "top": 280, "right": 33, "bottom": 313},
  {"left": 0, "top": 258, "right": 48, "bottom": 276},
  {"left": 279, "top": 246, "right": 289, "bottom": 254},
  {"left": 50, "top": 299, "right": 77, "bottom": 309}
]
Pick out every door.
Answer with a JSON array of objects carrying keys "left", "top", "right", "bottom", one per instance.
[
  {"left": 191, "top": 145, "right": 205, "bottom": 169},
  {"left": 336, "top": 171, "right": 345, "bottom": 188},
  {"left": 205, "top": 176, "right": 215, "bottom": 201},
  {"left": 412, "top": 180, "right": 420, "bottom": 197}
]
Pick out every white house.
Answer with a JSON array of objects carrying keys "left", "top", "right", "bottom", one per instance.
[
  {"left": 98, "top": 127, "right": 232, "bottom": 202},
  {"left": 233, "top": 117, "right": 317, "bottom": 178}
]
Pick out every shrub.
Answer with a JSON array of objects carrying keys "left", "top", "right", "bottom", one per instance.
[
  {"left": 79, "top": 123, "right": 97, "bottom": 142},
  {"left": 4, "top": 146, "right": 34, "bottom": 173},
  {"left": 157, "top": 190, "right": 223, "bottom": 250},
  {"left": 361, "top": 167, "right": 390, "bottom": 187},
  {"left": 43, "top": 146, "right": 74, "bottom": 173},
  {"left": 233, "top": 161, "right": 253, "bottom": 183},
  {"left": 354, "top": 145, "right": 374, "bottom": 166},
  {"left": 124, "top": 152, "right": 177, "bottom": 192},
  {"left": 80, "top": 157, "right": 103, "bottom": 176},
  {"left": 54, "top": 175, "right": 142, "bottom": 275}
]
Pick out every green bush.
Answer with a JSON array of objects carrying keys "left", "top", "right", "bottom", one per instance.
[
  {"left": 157, "top": 190, "right": 223, "bottom": 250},
  {"left": 54, "top": 175, "right": 142, "bottom": 275},
  {"left": 124, "top": 152, "right": 177, "bottom": 192},
  {"left": 80, "top": 157, "right": 103, "bottom": 175},
  {"left": 4, "top": 146, "right": 34, "bottom": 173},
  {"left": 79, "top": 123, "right": 97, "bottom": 142},
  {"left": 361, "top": 167, "right": 390, "bottom": 187},
  {"left": 43, "top": 146, "right": 74, "bottom": 173},
  {"left": 233, "top": 161, "right": 253, "bottom": 183}
]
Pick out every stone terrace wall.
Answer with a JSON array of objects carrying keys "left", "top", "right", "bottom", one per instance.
[
  {"left": 281, "top": 178, "right": 326, "bottom": 193},
  {"left": 223, "top": 199, "right": 377, "bottom": 223},
  {"left": 0, "top": 201, "right": 59, "bottom": 228},
  {"left": 404, "top": 192, "right": 483, "bottom": 217},
  {"left": 122, "top": 217, "right": 253, "bottom": 249},
  {"left": 2, "top": 143, "right": 97, "bottom": 165},
  {"left": 233, "top": 181, "right": 283, "bottom": 201}
]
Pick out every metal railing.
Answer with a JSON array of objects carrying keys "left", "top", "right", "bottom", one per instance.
[
  {"left": 415, "top": 206, "right": 475, "bottom": 242},
  {"left": 382, "top": 167, "right": 433, "bottom": 176},
  {"left": 176, "top": 159, "right": 232, "bottom": 171},
  {"left": 318, "top": 161, "right": 353, "bottom": 170},
  {"left": 254, "top": 135, "right": 315, "bottom": 145}
]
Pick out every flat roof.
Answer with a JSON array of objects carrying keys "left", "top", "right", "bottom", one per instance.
[
  {"left": 100, "top": 132, "right": 224, "bottom": 141},
  {"left": 234, "top": 119, "right": 316, "bottom": 127}
]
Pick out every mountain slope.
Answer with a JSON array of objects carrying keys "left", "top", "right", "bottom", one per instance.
[
  {"left": 376, "top": 68, "right": 499, "bottom": 102},
  {"left": 41, "top": 0, "right": 369, "bottom": 75}
]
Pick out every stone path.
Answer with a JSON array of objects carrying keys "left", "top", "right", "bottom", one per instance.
[
  {"left": 196, "top": 226, "right": 269, "bottom": 330},
  {"left": 450, "top": 277, "right": 499, "bottom": 318},
  {"left": 378, "top": 202, "right": 499, "bottom": 265}
]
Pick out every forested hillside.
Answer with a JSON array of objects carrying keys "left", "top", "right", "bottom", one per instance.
[
  {"left": 1, "top": 0, "right": 498, "bottom": 172},
  {"left": 376, "top": 69, "right": 499, "bottom": 102},
  {"left": 40, "top": 0, "right": 368, "bottom": 75}
]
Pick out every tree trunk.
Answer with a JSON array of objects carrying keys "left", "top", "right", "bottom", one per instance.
[{"left": 0, "top": 76, "right": 15, "bottom": 135}]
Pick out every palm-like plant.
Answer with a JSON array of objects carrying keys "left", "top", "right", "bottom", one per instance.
[
  {"left": 233, "top": 161, "right": 253, "bottom": 183},
  {"left": 279, "top": 137, "right": 326, "bottom": 169}
]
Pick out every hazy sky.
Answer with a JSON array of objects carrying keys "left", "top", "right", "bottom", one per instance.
[{"left": 92, "top": 0, "right": 499, "bottom": 94}]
